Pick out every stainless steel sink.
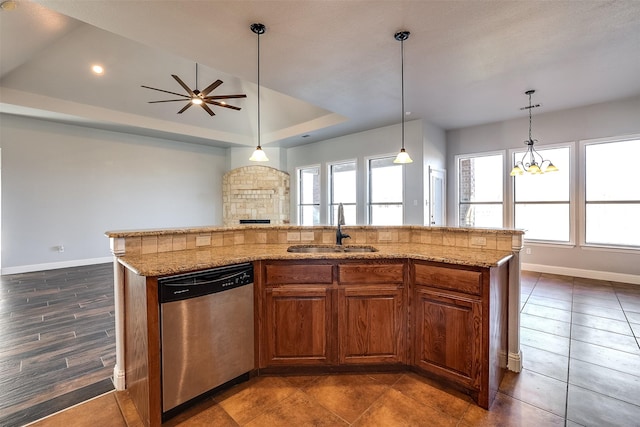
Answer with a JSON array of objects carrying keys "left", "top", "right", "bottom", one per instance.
[
  {"left": 342, "top": 245, "right": 378, "bottom": 253},
  {"left": 287, "top": 245, "right": 342, "bottom": 253},
  {"left": 287, "top": 245, "right": 378, "bottom": 253}
]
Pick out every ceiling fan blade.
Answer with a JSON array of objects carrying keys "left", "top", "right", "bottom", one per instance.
[
  {"left": 171, "top": 74, "right": 195, "bottom": 96},
  {"left": 203, "top": 94, "right": 247, "bottom": 100},
  {"left": 200, "top": 103, "right": 216, "bottom": 116},
  {"left": 148, "top": 99, "right": 191, "bottom": 103},
  {"left": 177, "top": 102, "right": 193, "bottom": 114},
  {"left": 141, "top": 85, "right": 190, "bottom": 98},
  {"left": 200, "top": 80, "right": 223, "bottom": 97},
  {"left": 206, "top": 100, "right": 241, "bottom": 111}
]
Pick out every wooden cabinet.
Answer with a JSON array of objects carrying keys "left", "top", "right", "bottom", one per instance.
[
  {"left": 261, "top": 261, "right": 335, "bottom": 366},
  {"left": 337, "top": 263, "right": 406, "bottom": 365},
  {"left": 413, "top": 286, "right": 481, "bottom": 388},
  {"left": 259, "top": 260, "right": 407, "bottom": 368},
  {"left": 264, "top": 285, "right": 334, "bottom": 365},
  {"left": 411, "top": 260, "right": 508, "bottom": 409}
]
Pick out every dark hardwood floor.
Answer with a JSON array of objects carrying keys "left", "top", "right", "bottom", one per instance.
[{"left": 0, "top": 263, "right": 115, "bottom": 427}]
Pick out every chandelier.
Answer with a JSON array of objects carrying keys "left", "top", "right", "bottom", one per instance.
[{"left": 510, "top": 90, "right": 558, "bottom": 176}]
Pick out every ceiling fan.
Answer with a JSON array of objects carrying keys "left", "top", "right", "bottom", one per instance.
[{"left": 141, "top": 64, "right": 247, "bottom": 116}]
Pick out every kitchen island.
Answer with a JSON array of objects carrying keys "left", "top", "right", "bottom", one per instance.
[{"left": 106, "top": 225, "right": 523, "bottom": 426}]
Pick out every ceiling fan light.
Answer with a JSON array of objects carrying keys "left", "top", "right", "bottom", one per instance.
[
  {"left": 191, "top": 97, "right": 203, "bottom": 105},
  {"left": 394, "top": 148, "right": 413, "bottom": 164},
  {"left": 249, "top": 146, "right": 269, "bottom": 162}
]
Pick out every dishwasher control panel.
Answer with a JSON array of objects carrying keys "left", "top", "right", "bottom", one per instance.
[{"left": 159, "top": 263, "right": 253, "bottom": 303}]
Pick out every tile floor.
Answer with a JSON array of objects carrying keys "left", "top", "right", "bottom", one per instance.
[
  {"left": 0, "top": 264, "right": 115, "bottom": 426},
  {"left": 27, "top": 270, "right": 640, "bottom": 426}
]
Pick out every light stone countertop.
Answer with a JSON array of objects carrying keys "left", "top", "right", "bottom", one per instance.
[
  {"left": 106, "top": 224, "right": 523, "bottom": 238},
  {"left": 117, "top": 243, "right": 513, "bottom": 277}
]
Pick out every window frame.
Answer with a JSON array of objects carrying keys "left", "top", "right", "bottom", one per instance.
[
  {"left": 509, "top": 141, "right": 575, "bottom": 245},
  {"left": 455, "top": 150, "right": 506, "bottom": 228},
  {"left": 327, "top": 159, "right": 358, "bottom": 226},
  {"left": 579, "top": 134, "right": 640, "bottom": 251},
  {"left": 366, "top": 153, "right": 405, "bottom": 225},
  {"left": 296, "top": 164, "right": 321, "bottom": 226}
]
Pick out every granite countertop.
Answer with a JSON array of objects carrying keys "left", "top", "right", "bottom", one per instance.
[
  {"left": 117, "top": 243, "right": 513, "bottom": 277},
  {"left": 106, "top": 224, "right": 523, "bottom": 238}
]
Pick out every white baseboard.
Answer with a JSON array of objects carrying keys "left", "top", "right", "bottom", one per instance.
[
  {"left": 522, "top": 263, "right": 640, "bottom": 285},
  {"left": 1, "top": 257, "right": 113, "bottom": 275},
  {"left": 507, "top": 350, "right": 522, "bottom": 373},
  {"left": 113, "top": 365, "right": 125, "bottom": 391}
]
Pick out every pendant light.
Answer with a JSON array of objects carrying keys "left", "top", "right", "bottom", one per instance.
[
  {"left": 510, "top": 90, "right": 558, "bottom": 175},
  {"left": 249, "top": 23, "right": 269, "bottom": 162},
  {"left": 393, "top": 30, "right": 413, "bottom": 164}
]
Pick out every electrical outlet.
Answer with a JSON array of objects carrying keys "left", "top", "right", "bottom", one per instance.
[
  {"left": 195, "top": 235, "right": 211, "bottom": 246},
  {"left": 525, "top": 247, "right": 532, "bottom": 255},
  {"left": 470, "top": 236, "right": 487, "bottom": 246},
  {"left": 57, "top": 245, "right": 65, "bottom": 253}
]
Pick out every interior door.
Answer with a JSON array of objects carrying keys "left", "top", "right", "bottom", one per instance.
[{"left": 429, "top": 167, "right": 446, "bottom": 226}]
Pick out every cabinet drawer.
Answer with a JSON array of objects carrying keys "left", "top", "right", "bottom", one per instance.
[
  {"left": 265, "top": 263, "right": 333, "bottom": 285},
  {"left": 338, "top": 263, "right": 404, "bottom": 284},
  {"left": 414, "top": 263, "right": 481, "bottom": 295}
]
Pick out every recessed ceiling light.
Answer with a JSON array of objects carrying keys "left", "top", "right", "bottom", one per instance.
[
  {"left": 0, "top": 1, "right": 18, "bottom": 11},
  {"left": 91, "top": 64, "right": 104, "bottom": 75},
  {"left": 302, "top": 134, "right": 310, "bottom": 138}
]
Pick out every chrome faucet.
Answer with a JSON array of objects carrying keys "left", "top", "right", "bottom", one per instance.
[{"left": 336, "top": 203, "right": 351, "bottom": 245}]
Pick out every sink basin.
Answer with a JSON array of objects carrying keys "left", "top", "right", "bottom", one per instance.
[
  {"left": 287, "top": 245, "right": 342, "bottom": 253},
  {"left": 342, "top": 245, "right": 378, "bottom": 253},
  {"left": 287, "top": 245, "right": 378, "bottom": 253}
]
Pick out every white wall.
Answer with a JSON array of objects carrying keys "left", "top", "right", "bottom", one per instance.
[
  {"left": 446, "top": 95, "right": 640, "bottom": 280},
  {"left": 286, "top": 119, "right": 441, "bottom": 225},
  {"left": 0, "top": 114, "right": 227, "bottom": 273}
]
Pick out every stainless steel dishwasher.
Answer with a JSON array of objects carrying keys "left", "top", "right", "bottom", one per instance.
[{"left": 159, "top": 262, "right": 254, "bottom": 417}]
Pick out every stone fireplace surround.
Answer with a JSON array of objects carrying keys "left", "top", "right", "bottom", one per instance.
[{"left": 222, "top": 165, "right": 290, "bottom": 226}]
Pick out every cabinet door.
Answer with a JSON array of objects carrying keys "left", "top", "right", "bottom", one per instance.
[
  {"left": 338, "top": 285, "right": 405, "bottom": 364},
  {"left": 264, "top": 286, "right": 334, "bottom": 366},
  {"left": 413, "top": 286, "right": 482, "bottom": 390}
]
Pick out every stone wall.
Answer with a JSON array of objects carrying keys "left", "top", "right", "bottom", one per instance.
[{"left": 222, "top": 165, "right": 290, "bottom": 226}]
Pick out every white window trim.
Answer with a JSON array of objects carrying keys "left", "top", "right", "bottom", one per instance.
[
  {"left": 365, "top": 153, "right": 405, "bottom": 225},
  {"left": 296, "top": 164, "right": 321, "bottom": 225},
  {"left": 454, "top": 150, "right": 506, "bottom": 228},
  {"left": 327, "top": 159, "right": 358, "bottom": 225},
  {"left": 579, "top": 133, "right": 640, "bottom": 251},
  {"left": 509, "top": 140, "right": 575, "bottom": 245}
]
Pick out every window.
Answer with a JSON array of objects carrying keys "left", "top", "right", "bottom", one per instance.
[
  {"left": 297, "top": 166, "right": 320, "bottom": 225},
  {"left": 457, "top": 153, "right": 504, "bottom": 227},
  {"left": 584, "top": 138, "right": 640, "bottom": 248},
  {"left": 368, "top": 156, "right": 403, "bottom": 225},
  {"left": 329, "top": 161, "right": 357, "bottom": 225},
  {"left": 513, "top": 145, "right": 571, "bottom": 242}
]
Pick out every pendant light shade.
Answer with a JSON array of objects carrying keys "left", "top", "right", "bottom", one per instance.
[
  {"left": 393, "top": 30, "right": 413, "bottom": 164},
  {"left": 250, "top": 23, "right": 269, "bottom": 162},
  {"left": 249, "top": 145, "right": 268, "bottom": 162},
  {"left": 510, "top": 90, "right": 557, "bottom": 176}
]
